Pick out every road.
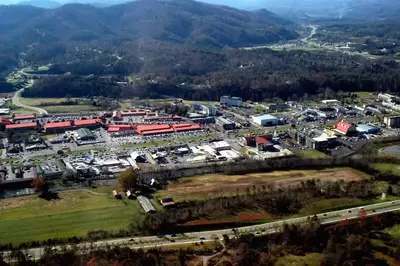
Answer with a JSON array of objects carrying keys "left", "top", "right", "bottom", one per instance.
[
  {"left": 12, "top": 88, "right": 48, "bottom": 115},
  {"left": 2, "top": 200, "right": 399, "bottom": 260}
]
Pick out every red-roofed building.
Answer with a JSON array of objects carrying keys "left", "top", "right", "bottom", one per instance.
[
  {"left": 74, "top": 119, "right": 101, "bottom": 129},
  {"left": 13, "top": 114, "right": 35, "bottom": 121},
  {"left": 336, "top": 121, "right": 357, "bottom": 135},
  {"left": 0, "top": 117, "right": 12, "bottom": 125},
  {"left": 243, "top": 135, "right": 273, "bottom": 151},
  {"left": 44, "top": 121, "right": 73, "bottom": 133},
  {"left": 6, "top": 122, "right": 38, "bottom": 131},
  {"left": 136, "top": 124, "right": 171, "bottom": 134},
  {"left": 141, "top": 128, "right": 175, "bottom": 135},
  {"left": 172, "top": 123, "right": 192, "bottom": 129},
  {"left": 173, "top": 124, "right": 201, "bottom": 132},
  {"left": 107, "top": 124, "right": 135, "bottom": 133}
]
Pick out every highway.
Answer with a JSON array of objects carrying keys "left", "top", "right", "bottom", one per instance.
[
  {"left": 12, "top": 88, "right": 48, "bottom": 115},
  {"left": 2, "top": 200, "right": 399, "bottom": 260}
]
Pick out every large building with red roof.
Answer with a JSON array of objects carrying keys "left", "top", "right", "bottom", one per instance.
[
  {"left": 13, "top": 114, "right": 35, "bottom": 121},
  {"left": 74, "top": 119, "right": 101, "bottom": 129},
  {"left": 335, "top": 121, "right": 357, "bottom": 135},
  {"left": 44, "top": 121, "right": 73, "bottom": 133},
  {"left": 6, "top": 122, "right": 38, "bottom": 131}
]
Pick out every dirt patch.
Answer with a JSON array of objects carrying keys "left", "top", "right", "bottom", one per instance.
[
  {"left": 183, "top": 210, "right": 276, "bottom": 226},
  {"left": 166, "top": 169, "right": 363, "bottom": 198},
  {"left": 1, "top": 196, "right": 39, "bottom": 210}
]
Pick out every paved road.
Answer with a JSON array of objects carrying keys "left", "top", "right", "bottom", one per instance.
[
  {"left": 12, "top": 88, "right": 48, "bottom": 115},
  {"left": 3, "top": 200, "right": 399, "bottom": 260}
]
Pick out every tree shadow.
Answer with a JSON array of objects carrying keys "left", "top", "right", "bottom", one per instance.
[{"left": 39, "top": 192, "right": 60, "bottom": 201}]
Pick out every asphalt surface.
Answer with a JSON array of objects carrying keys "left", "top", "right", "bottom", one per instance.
[
  {"left": 12, "top": 88, "right": 48, "bottom": 115},
  {"left": 2, "top": 200, "right": 399, "bottom": 260}
]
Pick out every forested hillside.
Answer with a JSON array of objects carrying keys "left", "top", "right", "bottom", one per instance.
[{"left": 0, "top": 0, "right": 297, "bottom": 76}]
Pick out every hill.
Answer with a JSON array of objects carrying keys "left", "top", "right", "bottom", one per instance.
[
  {"left": 0, "top": 0, "right": 297, "bottom": 75},
  {"left": 17, "top": 0, "right": 61, "bottom": 8}
]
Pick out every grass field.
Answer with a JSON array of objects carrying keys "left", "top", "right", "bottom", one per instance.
[
  {"left": 22, "top": 65, "right": 50, "bottom": 73},
  {"left": 154, "top": 168, "right": 366, "bottom": 202},
  {"left": 44, "top": 105, "right": 101, "bottom": 113},
  {"left": 293, "top": 149, "right": 329, "bottom": 159},
  {"left": 384, "top": 224, "right": 400, "bottom": 240},
  {"left": 0, "top": 190, "right": 149, "bottom": 245},
  {"left": 371, "top": 163, "right": 400, "bottom": 175},
  {"left": 19, "top": 98, "right": 101, "bottom": 113},
  {"left": 275, "top": 253, "right": 324, "bottom": 266}
]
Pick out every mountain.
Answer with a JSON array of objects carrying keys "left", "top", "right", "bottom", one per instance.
[
  {"left": 0, "top": 0, "right": 297, "bottom": 48},
  {"left": 17, "top": 0, "right": 61, "bottom": 8}
]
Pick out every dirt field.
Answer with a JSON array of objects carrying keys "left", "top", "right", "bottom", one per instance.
[{"left": 160, "top": 168, "right": 365, "bottom": 199}]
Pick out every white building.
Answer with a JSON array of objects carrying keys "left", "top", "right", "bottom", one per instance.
[
  {"left": 252, "top": 114, "right": 279, "bottom": 126},
  {"left": 384, "top": 116, "right": 400, "bottom": 128},
  {"left": 378, "top": 93, "right": 397, "bottom": 103},
  {"left": 220, "top": 95, "right": 243, "bottom": 107}
]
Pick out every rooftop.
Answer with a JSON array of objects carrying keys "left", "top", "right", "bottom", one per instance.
[
  {"left": 13, "top": 114, "right": 35, "bottom": 120},
  {"left": 45, "top": 121, "right": 72, "bottom": 129},
  {"left": 6, "top": 122, "right": 37, "bottom": 129},
  {"left": 74, "top": 119, "right": 99, "bottom": 126},
  {"left": 254, "top": 114, "right": 278, "bottom": 120}
]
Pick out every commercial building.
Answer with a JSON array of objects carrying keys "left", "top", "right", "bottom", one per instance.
[
  {"left": 36, "top": 159, "right": 67, "bottom": 180},
  {"left": 384, "top": 116, "right": 400, "bottom": 128},
  {"left": 321, "top": 99, "right": 340, "bottom": 105},
  {"left": 44, "top": 121, "right": 73, "bottom": 133},
  {"left": 220, "top": 95, "right": 243, "bottom": 107},
  {"left": 252, "top": 114, "right": 279, "bottom": 126},
  {"left": 356, "top": 124, "right": 381, "bottom": 134},
  {"left": 216, "top": 116, "right": 237, "bottom": 130},
  {"left": 191, "top": 116, "right": 215, "bottom": 124},
  {"left": 244, "top": 135, "right": 274, "bottom": 151},
  {"left": 6, "top": 122, "right": 38, "bottom": 132},
  {"left": 378, "top": 93, "right": 397, "bottom": 103},
  {"left": 75, "top": 128, "right": 96, "bottom": 141},
  {"left": 335, "top": 121, "right": 357, "bottom": 136},
  {"left": 13, "top": 114, "right": 35, "bottom": 121},
  {"left": 172, "top": 123, "right": 201, "bottom": 132},
  {"left": 191, "top": 103, "right": 218, "bottom": 116},
  {"left": 74, "top": 119, "right": 101, "bottom": 129},
  {"left": 269, "top": 103, "right": 288, "bottom": 111}
]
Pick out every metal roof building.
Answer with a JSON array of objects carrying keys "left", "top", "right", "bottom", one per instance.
[
  {"left": 252, "top": 114, "right": 279, "bottom": 126},
  {"left": 75, "top": 128, "right": 96, "bottom": 141},
  {"left": 356, "top": 124, "right": 381, "bottom": 134}
]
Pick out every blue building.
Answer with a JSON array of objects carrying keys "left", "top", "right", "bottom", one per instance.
[{"left": 356, "top": 124, "right": 381, "bottom": 134}]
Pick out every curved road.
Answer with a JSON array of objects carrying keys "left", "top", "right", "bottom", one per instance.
[
  {"left": 12, "top": 88, "right": 48, "bottom": 115},
  {"left": 2, "top": 200, "right": 399, "bottom": 260}
]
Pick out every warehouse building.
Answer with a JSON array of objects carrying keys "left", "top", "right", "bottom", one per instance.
[
  {"left": 74, "top": 119, "right": 101, "bottom": 129},
  {"left": 75, "top": 128, "right": 96, "bottom": 141},
  {"left": 216, "top": 117, "right": 237, "bottom": 130},
  {"left": 6, "top": 122, "right": 38, "bottom": 132},
  {"left": 220, "top": 95, "right": 243, "bottom": 107},
  {"left": 252, "top": 114, "right": 279, "bottom": 127},
  {"left": 335, "top": 121, "right": 357, "bottom": 136},
  {"left": 384, "top": 116, "right": 400, "bottom": 128},
  {"left": 356, "top": 124, "right": 381, "bottom": 134},
  {"left": 13, "top": 114, "right": 35, "bottom": 121},
  {"left": 44, "top": 121, "right": 73, "bottom": 134}
]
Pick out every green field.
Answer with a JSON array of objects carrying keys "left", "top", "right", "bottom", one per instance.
[
  {"left": 19, "top": 97, "right": 101, "bottom": 113},
  {"left": 293, "top": 149, "right": 329, "bottom": 159},
  {"left": 0, "top": 190, "right": 149, "bottom": 245},
  {"left": 22, "top": 65, "right": 50, "bottom": 73},
  {"left": 44, "top": 105, "right": 102, "bottom": 113},
  {"left": 371, "top": 163, "right": 400, "bottom": 175},
  {"left": 384, "top": 224, "right": 400, "bottom": 239}
]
